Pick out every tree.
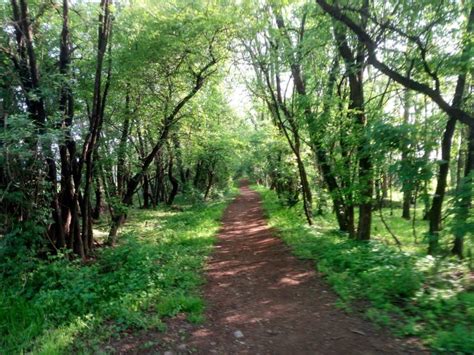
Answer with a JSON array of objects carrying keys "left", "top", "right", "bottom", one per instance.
[{"left": 316, "top": 0, "right": 474, "bottom": 253}]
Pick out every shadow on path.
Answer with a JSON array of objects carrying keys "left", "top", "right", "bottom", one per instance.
[
  {"left": 184, "top": 183, "right": 413, "bottom": 354},
  {"left": 110, "top": 183, "right": 422, "bottom": 354}
]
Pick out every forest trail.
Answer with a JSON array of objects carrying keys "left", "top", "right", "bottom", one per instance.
[
  {"left": 181, "top": 182, "right": 410, "bottom": 354},
  {"left": 113, "top": 182, "right": 419, "bottom": 354}
]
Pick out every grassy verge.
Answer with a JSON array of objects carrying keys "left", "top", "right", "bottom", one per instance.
[
  {"left": 0, "top": 193, "right": 235, "bottom": 354},
  {"left": 254, "top": 185, "right": 473, "bottom": 353}
]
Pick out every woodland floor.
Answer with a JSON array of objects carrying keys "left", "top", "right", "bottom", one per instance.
[{"left": 108, "top": 183, "right": 424, "bottom": 354}]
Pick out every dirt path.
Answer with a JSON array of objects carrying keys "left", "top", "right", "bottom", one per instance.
[
  {"left": 112, "top": 184, "right": 421, "bottom": 354},
  {"left": 182, "top": 184, "right": 414, "bottom": 355}
]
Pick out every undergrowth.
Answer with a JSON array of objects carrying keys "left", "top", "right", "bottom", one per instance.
[
  {"left": 255, "top": 185, "right": 473, "bottom": 353},
  {"left": 0, "top": 194, "right": 234, "bottom": 354}
]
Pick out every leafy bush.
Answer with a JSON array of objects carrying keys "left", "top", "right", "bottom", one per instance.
[{"left": 0, "top": 196, "right": 233, "bottom": 353}]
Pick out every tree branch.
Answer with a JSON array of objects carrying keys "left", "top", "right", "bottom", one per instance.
[{"left": 316, "top": 0, "right": 474, "bottom": 127}]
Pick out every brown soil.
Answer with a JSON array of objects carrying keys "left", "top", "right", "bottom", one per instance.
[{"left": 108, "top": 183, "right": 424, "bottom": 354}]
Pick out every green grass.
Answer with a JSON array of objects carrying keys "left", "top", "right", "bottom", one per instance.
[
  {"left": 0, "top": 193, "right": 235, "bottom": 354},
  {"left": 254, "top": 185, "right": 474, "bottom": 353}
]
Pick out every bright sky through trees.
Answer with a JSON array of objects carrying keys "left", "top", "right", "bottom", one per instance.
[{"left": 1, "top": 0, "right": 473, "bottom": 353}]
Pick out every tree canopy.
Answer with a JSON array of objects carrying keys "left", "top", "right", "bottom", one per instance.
[{"left": 1, "top": 0, "right": 473, "bottom": 353}]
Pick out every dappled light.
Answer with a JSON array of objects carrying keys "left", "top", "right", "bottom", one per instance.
[
  {"left": 174, "top": 184, "right": 408, "bottom": 354},
  {"left": 1, "top": 0, "right": 473, "bottom": 353}
]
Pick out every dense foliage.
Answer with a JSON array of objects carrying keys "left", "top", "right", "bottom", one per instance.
[
  {"left": 0, "top": 0, "right": 241, "bottom": 257},
  {"left": 1, "top": 193, "right": 235, "bottom": 353},
  {"left": 239, "top": 0, "right": 474, "bottom": 256},
  {"left": 1, "top": 0, "right": 473, "bottom": 352}
]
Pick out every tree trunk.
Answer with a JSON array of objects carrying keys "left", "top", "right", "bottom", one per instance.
[
  {"left": 334, "top": 23, "right": 372, "bottom": 240},
  {"left": 204, "top": 171, "right": 214, "bottom": 200},
  {"left": 167, "top": 154, "right": 179, "bottom": 205},
  {"left": 428, "top": 118, "right": 456, "bottom": 254},
  {"left": 193, "top": 160, "right": 203, "bottom": 188},
  {"left": 117, "top": 92, "right": 131, "bottom": 197},
  {"left": 338, "top": 87, "right": 356, "bottom": 237},
  {"left": 428, "top": 54, "right": 469, "bottom": 253},
  {"left": 401, "top": 85, "right": 412, "bottom": 220},
  {"left": 452, "top": 126, "right": 474, "bottom": 258},
  {"left": 294, "top": 147, "right": 313, "bottom": 225},
  {"left": 57, "top": 0, "right": 82, "bottom": 253},
  {"left": 79, "top": 0, "right": 113, "bottom": 255},
  {"left": 143, "top": 174, "right": 150, "bottom": 209},
  {"left": 172, "top": 134, "right": 187, "bottom": 186},
  {"left": 456, "top": 130, "right": 466, "bottom": 191},
  {"left": 92, "top": 177, "right": 102, "bottom": 220},
  {"left": 273, "top": 10, "right": 316, "bottom": 226},
  {"left": 357, "top": 149, "right": 373, "bottom": 240},
  {"left": 315, "top": 146, "right": 350, "bottom": 233},
  {"left": 10, "top": 0, "right": 67, "bottom": 250}
]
